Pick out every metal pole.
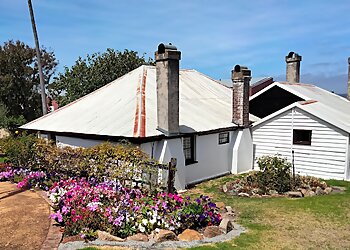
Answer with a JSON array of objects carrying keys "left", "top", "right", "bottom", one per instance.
[
  {"left": 28, "top": 0, "right": 47, "bottom": 115},
  {"left": 292, "top": 150, "right": 295, "bottom": 188}
]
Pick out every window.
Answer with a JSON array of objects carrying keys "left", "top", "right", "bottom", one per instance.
[
  {"left": 183, "top": 136, "right": 196, "bottom": 165},
  {"left": 219, "top": 132, "right": 230, "bottom": 144},
  {"left": 293, "top": 129, "right": 312, "bottom": 145}
]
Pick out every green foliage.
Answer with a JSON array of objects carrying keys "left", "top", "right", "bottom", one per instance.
[
  {"left": 0, "top": 102, "right": 26, "bottom": 130},
  {"left": 50, "top": 48, "right": 153, "bottom": 106},
  {"left": 256, "top": 155, "right": 292, "bottom": 193},
  {"left": 0, "top": 135, "right": 165, "bottom": 188},
  {"left": 0, "top": 133, "right": 38, "bottom": 167},
  {"left": 0, "top": 40, "right": 57, "bottom": 123},
  {"left": 34, "top": 141, "right": 163, "bottom": 185}
]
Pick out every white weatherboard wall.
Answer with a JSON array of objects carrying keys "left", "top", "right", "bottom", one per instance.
[{"left": 253, "top": 107, "right": 350, "bottom": 180}]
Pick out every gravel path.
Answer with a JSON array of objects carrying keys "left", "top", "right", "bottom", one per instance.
[{"left": 0, "top": 182, "right": 50, "bottom": 250}]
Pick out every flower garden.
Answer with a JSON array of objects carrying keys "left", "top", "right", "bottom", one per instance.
[{"left": 0, "top": 135, "right": 223, "bottom": 243}]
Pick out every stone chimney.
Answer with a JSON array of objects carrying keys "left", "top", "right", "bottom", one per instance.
[
  {"left": 348, "top": 57, "right": 350, "bottom": 100},
  {"left": 232, "top": 65, "right": 251, "bottom": 127},
  {"left": 286, "top": 51, "right": 302, "bottom": 83},
  {"left": 155, "top": 43, "right": 181, "bottom": 135}
]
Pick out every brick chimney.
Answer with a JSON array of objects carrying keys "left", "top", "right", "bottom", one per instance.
[
  {"left": 348, "top": 57, "right": 350, "bottom": 100},
  {"left": 232, "top": 65, "right": 251, "bottom": 127},
  {"left": 155, "top": 43, "right": 181, "bottom": 135},
  {"left": 286, "top": 51, "right": 302, "bottom": 83}
]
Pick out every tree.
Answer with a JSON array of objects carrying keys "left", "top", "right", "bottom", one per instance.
[
  {"left": 0, "top": 102, "right": 25, "bottom": 131},
  {"left": 49, "top": 48, "right": 153, "bottom": 106},
  {"left": 0, "top": 40, "right": 57, "bottom": 125}
]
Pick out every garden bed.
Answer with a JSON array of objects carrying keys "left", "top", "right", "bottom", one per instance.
[
  {"left": 0, "top": 164, "right": 236, "bottom": 246},
  {"left": 221, "top": 155, "right": 346, "bottom": 198}
]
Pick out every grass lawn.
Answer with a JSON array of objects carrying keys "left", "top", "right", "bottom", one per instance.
[
  {"left": 79, "top": 176, "right": 350, "bottom": 250},
  {"left": 188, "top": 175, "right": 350, "bottom": 250}
]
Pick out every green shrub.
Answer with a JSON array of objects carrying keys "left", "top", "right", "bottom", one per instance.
[
  {"left": 0, "top": 135, "right": 166, "bottom": 189},
  {"left": 256, "top": 155, "right": 292, "bottom": 193},
  {"left": 0, "top": 133, "right": 38, "bottom": 168},
  {"left": 33, "top": 141, "right": 163, "bottom": 184}
]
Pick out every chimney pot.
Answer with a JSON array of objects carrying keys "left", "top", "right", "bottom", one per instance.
[
  {"left": 285, "top": 51, "right": 302, "bottom": 83},
  {"left": 231, "top": 65, "right": 251, "bottom": 127},
  {"left": 155, "top": 43, "right": 181, "bottom": 135}
]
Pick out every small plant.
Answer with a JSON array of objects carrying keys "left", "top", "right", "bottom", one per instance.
[{"left": 256, "top": 155, "right": 292, "bottom": 193}]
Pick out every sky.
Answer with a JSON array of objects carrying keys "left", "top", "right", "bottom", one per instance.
[{"left": 1, "top": 0, "right": 350, "bottom": 93}]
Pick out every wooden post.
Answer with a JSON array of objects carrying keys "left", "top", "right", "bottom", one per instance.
[
  {"left": 167, "top": 158, "right": 176, "bottom": 194},
  {"left": 28, "top": 0, "right": 47, "bottom": 115}
]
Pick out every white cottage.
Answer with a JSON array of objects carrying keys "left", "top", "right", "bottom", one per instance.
[
  {"left": 20, "top": 44, "right": 254, "bottom": 190},
  {"left": 251, "top": 82, "right": 350, "bottom": 180}
]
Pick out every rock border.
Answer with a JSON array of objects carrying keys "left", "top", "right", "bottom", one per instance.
[
  {"left": 37, "top": 189, "right": 63, "bottom": 250},
  {"left": 58, "top": 223, "right": 245, "bottom": 250},
  {"left": 223, "top": 184, "right": 346, "bottom": 198}
]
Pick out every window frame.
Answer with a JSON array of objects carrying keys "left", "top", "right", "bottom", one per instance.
[
  {"left": 218, "top": 132, "right": 230, "bottom": 145},
  {"left": 293, "top": 129, "right": 312, "bottom": 145},
  {"left": 183, "top": 135, "right": 196, "bottom": 165}
]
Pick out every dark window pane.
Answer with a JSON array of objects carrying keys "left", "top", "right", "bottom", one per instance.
[
  {"left": 293, "top": 129, "right": 312, "bottom": 145},
  {"left": 183, "top": 136, "right": 196, "bottom": 165},
  {"left": 219, "top": 132, "right": 229, "bottom": 144}
]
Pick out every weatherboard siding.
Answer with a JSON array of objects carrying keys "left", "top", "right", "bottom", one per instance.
[{"left": 253, "top": 108, "right": 348, "bottom": 180}]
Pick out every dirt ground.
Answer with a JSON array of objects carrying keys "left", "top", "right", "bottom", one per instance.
[{"left": 0, "top": 182, "right": 50, "bottom": 250}]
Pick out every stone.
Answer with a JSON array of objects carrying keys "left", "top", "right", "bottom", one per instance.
[
  {"left": 300, "top": 188, "right": 308, "bottom": 197},
  {"left": 154, "top": 229, "right": 177, "bottom": 242},
  {"left": 304, "top": 190, "right": 315, "bottom": 197},
  {"left": 97, "top": 230, "right": 125, "bottom": 242},
  {"left": 127, "top": 233, "right": 149, "bottom": 242},
  {"left": 178, "top": 229, "right": 203, "bottom": 241},
  {"left": 225, "top": 206, "right": 233, "bottom": 214},
  {"left": 61, "top": 235, "right": 84, "bottom": 244},
  {"left": 222, "top": 184, "right": 228, "bottom": 193},
  {"left": 251, "top": 188, "right": 263, "bottom": 195},
  {"left": 315, "top": 186, "right": 324, "bottom": 195},
  {"left": 319, "top": 181, "right": 328, "bottom": 189},
  {"left": 203, "top": 226, "right": 224, "bottom": 238},
  {"left": 324, "top": 187, "right": 333, "bottom": 195},
  {"left": 332, "top": 186, "right": 346, "bottom": 193},
  {"left": 268, "top": 189, "right": 278, "bottom": 195},
  {"left": 238, "top": 192, "right": 250, "bottom": 198},
  {"left": 215, "top": 202, "right": 226, "bottom": 211},
  {"left": 219, "top": 217, "right": 234, "bottom": 234},
  {"left": 287, "top": 191, "right": 303, "bottom": 198}
]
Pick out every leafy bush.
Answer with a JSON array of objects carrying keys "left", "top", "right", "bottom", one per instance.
[
  {"left": 0, "top": 134, "right": 37, "bottom": 168},
  {"left": 0, "top": 135, "right": 166, "bottom": 189},
  {"left": 256, "top": 155, "right": 292, "bottom": 193}
]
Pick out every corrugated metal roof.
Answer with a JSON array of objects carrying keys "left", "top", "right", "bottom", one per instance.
[
  {"left": 219, "top": 77, "right": 273, "bottom": 88},
  {"left": 21, "top": 65, "right": 239, "bottom": 138},
  {"left": 251, "top": 82, "right": 350, "bottom": 133}
]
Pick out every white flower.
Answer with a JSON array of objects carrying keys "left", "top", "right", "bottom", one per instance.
[
  {"left": 142, "top": 219, "right": 148, "bottom": 226},
  {"left": 139, "top": 224, "right": 145, "bottom": 233},
  {"left": 155, "top": 228, "right": 160, "bottom": 233},
  {"left": 150, "top": 218, "right": 156, "bottom": 225}
]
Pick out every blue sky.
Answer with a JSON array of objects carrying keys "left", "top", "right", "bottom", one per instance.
[{"left": 1, "top": 0, "right": 350, "bottom": 93}]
